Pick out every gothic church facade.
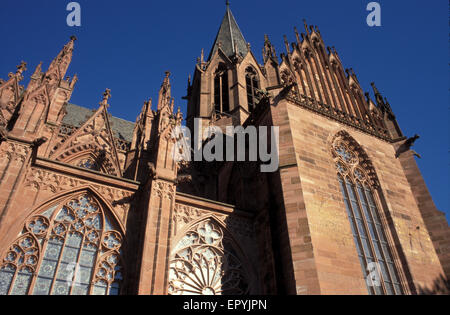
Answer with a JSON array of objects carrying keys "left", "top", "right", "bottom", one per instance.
[{"left": 0, "top": 5, "right": 448, "bottom": 295}]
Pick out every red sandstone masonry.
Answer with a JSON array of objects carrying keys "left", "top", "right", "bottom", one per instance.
[
  {"left": 398, "top": 150, "right": 450, "bottom": 281},
  {"left": 269, "top": 98, "right": 321, "bottom": 295},
  {"left": 285, "top": 101, "right": 446, "bottom": 294}
]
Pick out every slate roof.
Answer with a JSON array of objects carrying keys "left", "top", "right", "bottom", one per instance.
[
  {"left": 63, "top": 103, "right": 135, "bottom": 143},
  {"left": 208, "top": 5, "right": 249, "bottom": 61}
]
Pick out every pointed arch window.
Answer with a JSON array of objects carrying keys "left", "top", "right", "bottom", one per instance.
[
  {"left": 214, "top": 63, "right": 230, "bottom": 113},
  {"left": 333, "top": 137, "right": 403, "bottom": 295},
  {"left": 0, "top": 193, "right": 124, "bottom": 295},
  {"left": 245, "top": 67, "right": 260, "bottom": 113}
]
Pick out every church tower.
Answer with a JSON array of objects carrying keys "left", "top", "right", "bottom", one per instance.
[{"left": 186, "top": 2, "right": 267, "bottom": 134}]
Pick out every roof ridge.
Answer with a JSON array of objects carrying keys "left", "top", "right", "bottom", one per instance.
[{"left": 66, "top": 102, "right": 135, "bottom": 124}]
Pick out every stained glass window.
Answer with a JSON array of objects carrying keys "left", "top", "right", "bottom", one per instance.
[
  {"left": 334, "top": 140, "right": 403, "bottom": 295},
  {"left": 0, "top": 193, "right": 124, "bottom": 295}
]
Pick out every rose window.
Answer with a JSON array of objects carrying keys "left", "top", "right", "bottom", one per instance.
[{"left": 168, "top": 219, "right": 250, "bottom": 296}]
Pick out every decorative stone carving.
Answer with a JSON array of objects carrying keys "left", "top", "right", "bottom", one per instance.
[
  {"left": 168, "top": 219, "right": 250, "bottom": 295},
  {"left": 152, "top": 180, "right": 176, "bottom": 201},
  {"left": 332, "top": 131, "right": 380, "bottom": 188},
  {"left": 0, "top": 142, "right": 30, "bottom": 163},
  {"left": 23, "top": 168, "right": 133, "bottom": 224},
  {"left": 51, "top": 106, "right": 122, "bottom": 177}
]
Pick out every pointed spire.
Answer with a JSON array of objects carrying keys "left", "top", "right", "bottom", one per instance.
[
  {"left": 371, "top": 82, "right": 384, "bottom": 106},
  {"left": 47, "top": 36, "right": 76, "bottom": 81},
  {"left": 138, "top": 98, "right": 153, "bottom": 123},
  {"left": 147, "top": 98, "right": 153, "bottom": 112},
  {"left": 176, "top": 106, "right": 183, "bottom": 120},
  {"left": 263, "top": 34, "right": 277, "bottom": 63},
  {"left": 384, "top": 97, "right": 393, "bottom": 113},
  {"left": 303, "top": 19, "right": 310, "bottom": 35},
  {"left": 163, "top": 71, "right": 171, "bottom": 91},
  {"left": 207, "top": 3, "right": 249, "bottom": 60},
  {"left": 70, "top": 73, "right": 78, "bottom": 89},
  {"left": 157, "top": 71, "right": 172, "bottom": 111},
  {"left": 294, "top": 26, "right": 301, "bottom": 45},
  {"left": 283, "top": 35, "right": 290, "bottom": 55}
]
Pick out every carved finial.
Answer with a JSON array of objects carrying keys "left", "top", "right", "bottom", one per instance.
[
  {"left": 70, "top": 35, "right": 78, "bottom": 42},
  {"left": 226, "top": 0, "right": 230, "bottom": 8},
  {"left": 101, "top": 88, "right": 111, "bottom": 107},
  {"left": 16, "top": 61, "right": 27, "bottom": 75},
  {"left": 163, "top": 71, "right": 171, "bottom": 87},
  {"left": 200, "top": 48, "right": 204, "bottom": 63}
]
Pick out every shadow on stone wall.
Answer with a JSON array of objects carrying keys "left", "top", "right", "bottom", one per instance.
[{"left": 418, "top": 275, "right": 449, "bottom": 295}]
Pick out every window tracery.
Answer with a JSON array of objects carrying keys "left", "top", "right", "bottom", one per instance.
[
  {"left": 0, "top": 193, "right": 124, "bottom": 295},
  {"left": 245, "top": 67, "right": 260, "bottom": 113},
  {"left": 168, "top": 219, "right": 249, "bottom": 296},
  {"left": 214, "top": 63, "right": 230, "bottom": 113},
  {"left": 332, "top": 132, "right": 403, "bottom": 295}
]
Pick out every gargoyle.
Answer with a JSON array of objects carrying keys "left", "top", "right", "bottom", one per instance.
[
  {"left": 32, "top": 137, "right": 48, "bottom": 148},
  {"left": 396, "top": 134, "right": 421, "bottom": 159},
  {"left": 256, "top": 88, "right": 270, "bottom": 101},
  {"left": 274, "top": 83, "right": 298, "bottom": 103}
]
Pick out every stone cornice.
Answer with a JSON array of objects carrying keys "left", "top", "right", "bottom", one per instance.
[
  {"left": 285, "top": 93, "right": 399, "bottom": 143},
  {"left": 34, "top": 156, "right": 140, "bottom": 191}
]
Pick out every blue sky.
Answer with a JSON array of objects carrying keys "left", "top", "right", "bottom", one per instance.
[{"left": 0, "top": 0, "right": 448, "bottom": 220}]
